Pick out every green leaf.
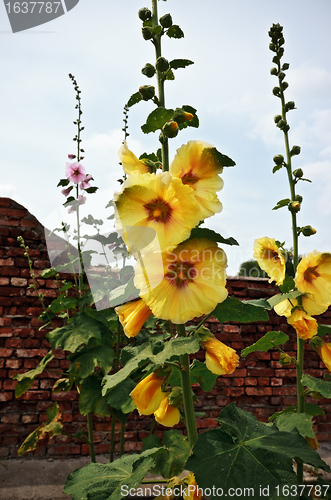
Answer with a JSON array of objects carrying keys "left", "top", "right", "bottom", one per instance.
[
  {"left": 241, "top": 331, "right": 289, "bottom": 357},
  {"left": 107, "top": 276, "right": 140, "bottom": 308},
  {"left": 64, "top": 449, "right": 159, "bottom": 500},
  {"left": 166, "top": 25, "right": 184, "bottom": 38},
  {"left": 39, "top": 268, "right": 57, "bottom": 278},
  {"left": 213, "top": 148, "right": 236, "bottom": 167},
  {"left": 141, "top": 107, "right": 174, "bottom": 134},
  {"left": 127, "top": 91, "right": 143, "bottom": 108},
  {"left": 244, "top": 298, "right": 273, "bottom": 310},
  {"left": 304, "top": 403, "right": 325, "bottom": 416},
  {"left": 165, "top": 69, "right": 175, "bottom": 80},
  {"left": 272, "top": 164, "right": 283, "bottom": 173},
  {"left": 268, "top": 405, "right": 295, "bottom": 421},
  {"left": 188, "top": 227, "right": 239, "bottom": 246},
  {"left": 318, "top": 324, "right": 331, "bottom": 338},
  {"left": 102, "top": 336, "right": 199, "bottom": 393},
  {"left": 79, "top": 374, "right": 111, "bottom": 417},
  {"left": 68, "top": 345, "right": 115, "bottom": 379},
  {"left": 267, "top": 290, "right": 302, "bottom": 308},
  {"left": 47, "top": 313, "right": 102, "bottom": 353},
  {"left": 212, "top": 296, "right": 269, "bottom": 323},
  {"left": 275, "top": 412, "right": 315, "bottom": 439},
  {"left": 169, "top": 359, "right": 218, "bottom": 392},
  {"left": 142, "top": 430, "right": 191, "bottom": 479},
  {"left": 279, "top": 275, "right": 295, "bottom": 293},
  {"left": 178, "top": 104, "right": 199, "bottom": 129},
  {"left": 302, "top": 374, "right": 331, "bottom": 399},
  {"left": 186, "top": 404, "right": 329, "bottom": 500},
  {"left": 272, "top": 198, "right": 290, "bottom": 210},
  {"left": 105, "top": 379, "right": 136, "bottom": 414},
  {"left": 57, "top": 178, "right": 70, "bottom": 187},
  {"left": 84, "top": 187, "right": 98, "bottom": 194},
  {"left": 13, "top": 353, "right": 55, "bottom": 397},
  {"left": 170, "top": 59, "right": 194, "bottom": 70},
  {"left": 52, "top": 377, "right": 74, "bottom": 393}
]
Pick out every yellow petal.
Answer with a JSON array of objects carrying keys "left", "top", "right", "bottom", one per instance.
[
  {"left": 318, "top": 343, "right": 331, "bottom": 371},
  {"left": 115, "top": 299, "right": 153, "bottom": 338},
  {"left": 130, "top": 372, "right": 164, "bottom": 415},
  {"left": 118, "top": 142, "right": 150, "bottom": 175},
  {"left": 154, "top": 393, "right": 180, "bottom": 427},
  {"left": 295, "top": 251, "right": 331, "bottom": 307},
  {"left": 287, "top": 309, "right": 318, "bottom": 340},
  {"left": 203, "top": 337, "right": 239, "bottom": 375},
  {"left": 253, "top": 237, "right": 285, "bottom": 286}
]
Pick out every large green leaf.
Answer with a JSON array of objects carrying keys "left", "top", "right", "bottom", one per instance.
[
  {"left": 47, "top": 313, "right": 102, "bottom": 353},
  {"left": 302, "top": 374, "right": 331, "bottom": 399},
  {"left": 13, "top": 353, "right": 55, "bottom": 397},
  {"left": 141, "top": 107, "right": 174, "bottom": 134},
  {"left": 213, "top": 148, "right": 236, "bottom": 167},
  {"left": 102, "top": 337, "right": 199, "bottom": 394},
  {"left": 317, "top": 324, "right": 331, "bottom": 338},
  {"left": 127, "top": 91, "right": 143, "bottom": 108},
  {"left": 169, "top": 359, "right": 218, "bottom": 392},
  {"left": 275, "top": 412, "right": 315, "bottom": 439},
  {"left": 186, "top": 404, "right": 329, "bottom": 500},
  {"left": 188, "top": 227, "right": 239, "bottom": 246},
  {"left": 212, "top": 296, "right": 269, "bottom": 323},
  {"left": 170, "top": 59, "right": 193, "bottom": 70},
  {"left": 241, "top": 331, "right": 289, "bottom": 357},
  {"left": 105, "top": 379, "right": 136, "bottom": 414},
  {"left": 268, "top": 290, "right": 302, "bottom": 308},
  {"left": 79, "top": 374, "right": 111, "bottom": 417},
  {"left": 68, "top": 345, "right": 115, "bottom": 379},
  {"left": 64, "top": 449, "right": 159, "bottom": 500},
  {"left": 108, "top": 276, "right": 140, "bottom": 308},
  {"left": 142, "top": 430, "right": 190, "bottom": 479},
  {"left": 245, "top": 298, "right": 273, "bottom": 310}
]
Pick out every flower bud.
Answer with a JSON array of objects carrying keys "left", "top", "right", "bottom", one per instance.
[
  {"left": 274, "top": 115, "right": 282, "bottom": 124},
  {"left": 142, "top": 27, "right": 153, "bottom": 40},
  {"left": 277, "top": 119, "right": 286, "bottom": 129},
  {"left": 289, "top": 201, "right": 300, "bottom": 213},
  {"left": 272, "top": 55, "right": 279, "bottom": 64},
  {"left": 302, "top": 225, "right": 316, "bottom": 237},
  {"left": 273, "top": 154, "right": 284, "bottom": 165},
  {"left": 141, "top": 63, "right": 156, "bottom": 78},
  {"left": 162, "top": 120, "right": 179, "bottom": 138},
  {"left": 294, "top": 194, "right": 303, "bottom": 203},
  {"left": 138, "top": 7, "right": 152, "bottom": 21},
  {"left": 279, "top": 352, "right": 292, "bottom": 365},
  {"left": 68, "top": 154, "right": 76, "bottom": 160},
  {"left": 159, "top": 13, "right": 172, "bottom": 28},
  {"left": 269, "top": 43, "right": 277, "bottom": 52},
  {"left": 293, "top": 168, "right": 303, "bottom": 178},
  {"left": 290, "top": 145, "right": 301, "bottom": 156},
  {"left": 172, "top": 108, "right": 194, "bottom": 125},
  {"left": 311, "top": 392, "right": 323, "bottom": 400},
  {"left": 156, "top": 56, "right": 170, "bottom": 73},
  {"left": 139, "top": 85, "right": 155, "bottom": 101},
  {"left": 281, "top": 81, "right": 288, "bottom": 91},
  {"left": 272, "top": 87, "right": 281, "bottom": 96},
  {"left": 270, "top": 67, "right": 278, "bottom": 76},
  {"left": 278, "top": 71, "right": 286, "bottom": 81},
  {"left": 282, "top": 63, "right": 290, "bottom": 70}
]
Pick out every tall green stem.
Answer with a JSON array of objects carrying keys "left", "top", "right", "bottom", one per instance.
[
  {"left": 110, "top": 319, "right": 123, "bottom": 462},
  {"left": 151, "top": 0, "right": 169, "bottom": 171},
  {"left": 87, "top": 413, "right": 96, "bottom": 463},
  {"left": 177, "top": 324, "right": 198, "bottom": 447}
]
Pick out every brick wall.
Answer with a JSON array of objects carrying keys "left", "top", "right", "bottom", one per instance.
[{"left": 0, "top": 197, "right": 330, "bottom": 459}]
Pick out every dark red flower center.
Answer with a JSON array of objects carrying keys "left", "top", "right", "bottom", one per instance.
[{"left": 144, "top": 197, "right": 172, "bottom": 223}]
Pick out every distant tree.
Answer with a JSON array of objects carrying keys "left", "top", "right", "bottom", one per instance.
[{"left": 238, "top": 259, "right": 267, "bottom": 278}]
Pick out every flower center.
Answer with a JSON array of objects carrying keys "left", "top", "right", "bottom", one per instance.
[
  {"left": 262, "top": 249, "right": 280, "bottom": 263},
  {"left": 304, "top": 266, "right": 320, "bottom": 283},
  {"left": 144, "top": 197, "right": 172, "bottom": 223},
  {"left": 165, "top": 260, "right": 198, "bottom": 288},
  {"left": 181, "top": 170, "right": 199, "bottom": 187}
]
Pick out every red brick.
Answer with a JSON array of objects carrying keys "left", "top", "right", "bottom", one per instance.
[
  {"left": 0, "top": 278, "right": 10, "bottom": 286},
  {"left": 0, "top": 328, "right": 13, "bottom": 337},
  {"left": 0, "top": 392, "right": 13, "bottom": 402},
  {"left": 1, "top": 414, "right": 20, "bottom": 424},
  {"left": 6, "top": 359, "right": 22, "bottom": 369},
  {"left": 244, "top": 377, "right": 257, "bottom": 386},
  {"left": 21, "top": 414, "right": 38, "bottom": 424},
  {"left": 16, "top": 349, "right": 48, "bottom": 358},
  {"left": 51, "top": 391, "right": 78, "bottom": 401},
  {"left": 0, "top": 287, "right": 23, "bottom": 296},
  {"left": 271, "top": 378, "right": 283, "bottom": 386},
  {"left": 223, "top": 387, "right": 245, "bottom": 397},
  {"left": 19, "top": 391, "right": 50, "bottom": 401},
  {"left": 257, "top": 377, "right": 270, "bottom": 386},
  {"left": 0, "top": 258, "right": 14, "bottom": 266},
  {"left": 0, "top": 208, "right": 26, "bottom": 218},
  {"left": 21, "top": 219, "right": 38, "bottom": 228},
  {"left": 0, "top": 218, "right": 20, "bottom": 227},
  {"left": 0, "top": 267, "right": 20, "bottom": 277},
  {"left": 11, "top": 278, "right": 28, "bottom": 287},
  {"left": 272, "top": 386, "right": 297, "bottom": 396},
  {"left": 3, "top": 380, "right": 17, "bottom": 390},
  {"left": 0, "top": 348, "right": 13, "bottom": 357},
  {"left": 34, "top": 260, "right": 50, "bottom": 269},
  {"left": 246, "top": 387, "right": 272, "bottom": 396},
  {"left": 52, "top": 444, "right": 81, "bottom": 455},
  {"left": 6, "top": 339, "right": 23, "bottom": 348}
]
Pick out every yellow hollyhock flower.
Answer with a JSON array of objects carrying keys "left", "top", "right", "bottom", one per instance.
[
  {"left": 154, "top": 392, "right": 180, "bottom": 427},
  {"left": 202, "top": 336, "right": 239, "bottom": 375},
  {"left": 130, "top": 372, "right": 165, "bottom": 415},
  {"left": 183, "top": 473, "right": 203, "bottom": 500},
  {"left": 318, "top": 342, "right": 331, "bottom": 372},
  {"left": 287, "top": 308, "right": 318, "bottom": 340},
  {"left": 274, "top": 296, "right": 328, "bottom": 318},
  {"left": 114, "top": 171, "right": 201, "bottom": 251},
  {"left": 253, "top": 237, "right": 285, "bottom": 286},
  {"left": 135, "top": 238, "right": 228, "bottom": 324},
  {"left": 169, "top": 140, "right": 224, "bottom": 219},
  {"left": 115, "top": 299, "right": 153, "bottom": 338},
  {"left": 118, "top": 141, "right": 150, "bottom": 175},
  {"left": 295, "top": 251, "right": 331, "bottom": 308},
  {"left": 306, "top": 435, "right": 320, "bottom": 451}
]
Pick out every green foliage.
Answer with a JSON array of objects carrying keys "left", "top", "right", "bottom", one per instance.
[
  {"left": 317, "top": 324, "right": 331, "bottom": 337},
  {"left": 272, "top": 198, "right": 290, "bottom": 210},
  {"left": 68, "top": 344, "right": 115, "bottom": 379},
  {"left": 107, "top": 276, "right": 140, "bottom": 308},
  {"left": 13, "top": 353, "right": 55, "bottom": 397},
  {"left": 267, "top": 290, "right": 302, "bottom": 308},
  {"left": 188, "top": 227, "right": 239, "bottom": 246},
  {"left": 141, "top": 107, "right": 174, "bottom": 133},
  {"left": 213, "top": 148, "right": 236, "bottom": 167},
  {"left": 170, "top": 58, "right": 193, "bottom": 70},
  {"left": 275, "top": 412, "right": 315, "bottom": 439},
  {"left": 142, "top": 430, "right": 191, "bottom": 478},
  {"left": 169, "top": 359, "right": 218, "bottom": 392},
  {"left": 64, "top": 449, "right": 160, "bottom": 500},
  {"left": 166, "top": 25, "right": 184, "bottom": 39},
  {"left": 47, "top": 312, "right": 103, "bottom": 353},
  {"left": 238, "top": 259, "right": 267, "bottom": 278},
  {"left": 241, "top": 331, "right": 289, "bottom": 357},
  {"left": 212, "top": 296, "right": 269, "bottom": 323},
  {"left": 105, "top": 379, "right": 136, "bottom": 414},
  {"left": 279, "top": 274, "right": 295, "bottom": 293},
  {"left": 127, "top": 91, "right": 143, "bottom": 107},
  {"left": 302, "top": 374, "right": 331, "bottom": 399},
  {"left": 79, "top": 374, "right": 111, "bottom": 417},
  {"left": 186, "top": 404, "right": 329, "bottom": 500}
]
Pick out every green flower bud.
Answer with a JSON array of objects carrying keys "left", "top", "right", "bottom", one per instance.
[
  {"left": 290, "top": 145, "right": 301, "bottom": 156},
  {"left": 279, "top": 353, "right": 292, "bottom": 366},
  {"left": 270, "top": 67, "right": 278, "bottom": 76},
  {"left": 139, "top": 85, "right": 155, "bottom": 101},
  {"left": 155, "top": 56, "right": 169, "bottom": 72},
  {"left": 279, "top": 37, "right": 285, "bottom": 46},
  {"left": 293, "top": 168, "right": 303, "bottom": 178},
  {"left": 277, "top": 119, "right": 286, "bottom": 129},
  {"left": 278, "top": 72, "right": 286, "bottom": 81},
  {"left": 142, "top": 27, "right": 153, "bottom": 40},
  {"left": 282, "top": 63, "right": 290, "bottom": 70},
  {"left": 302, "top": 225, "right": 316, "bottom": 237},
  {"left": 159, "top": 13, "right": 172, "bottom": 28},
  {"left": 269, "top": 43, "right": 277, "bottom": 52},
  {"left": 294, "top": 194, "right": 303, "bottom": 203},
  {"left": 281, "top": 81, "right": 288, "bottom": 91},
  {"left": 274, "top": 115, "right": 282, "bottom": 124},
  {"left": 138, "top": 7, "right": 152, "bottom": 21},
  {"left": 272, "top": 56, "right": 279, "bottom": 64},
  {"left": 285, "top": 101, "right": 296, "bottom": 112},
  {"left": 172, "top": 108, "right": 194, "bottom": 125},
  {"left": 162, "top": 120, "right": 179, "bottom": 138},
  {"left": 311, "top": 392, "right": 323, "bottom": 400},
  {"left": 272, "top": 86, "right": 281, "bottom": 96},
  {"left": 273, "top": 154, "right": 284, "bottom": 165},
  {"left": 289, "top": 200, "right": 301, "bottom": 213},
  {"left": 141, "top": 63, "right": 156, "bottom": 78}
]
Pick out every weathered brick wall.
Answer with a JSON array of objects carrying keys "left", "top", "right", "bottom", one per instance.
[{"left": 1, "top": 197, "right": 330, "bottom": 459}]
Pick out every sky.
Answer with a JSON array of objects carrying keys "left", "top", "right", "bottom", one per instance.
[{"left": 1, "top": 0, "right": 331, "bottom": 276}]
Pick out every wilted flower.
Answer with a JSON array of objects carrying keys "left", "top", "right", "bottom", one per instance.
[
  {"left": 253, "top": 237, "right": 285, "bottom": 286},
  {"left": 295, "top": 251, "right": 331, "bottom": 308},
  {"left": 135, "top": 238, "right": 228, "bottom": 324},
  {"left": 65, "top": 162, "right": 86, "bottom": 184},
  {"left": 130, "top": 371, "right": 166, "bottom": 415},
  {"left": 115, "top": 299, "right": 153, "bottom": 338},
  {"left": 61, "top": 186, "right": 73, "bottom": 197},
  {"left": 169, "top": 140, "right": 224, "bottom": 219},
  {"left": 202, "top": 335, "right": 239, "bottom": 375},
  {"left": 287, "top": 308, "right": 318, "bottom": 340},
  {"left": 154, "top": 392, "right": 180, "bottom": 427},
  {"left": 183, "top": 473, "right": 203, "bottom": 500},
  {"left": 306, "top": 435, "right": 320, "bottom": 451},
  {"left": 118, "top": 142, "right": 150, "bottom": 175}
]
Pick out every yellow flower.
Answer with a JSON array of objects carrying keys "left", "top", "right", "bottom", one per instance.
[
  {"left": 135, "top": 238, "right": 228, "bottom": 324},
  {"left": 130, "top": 372, "right": 165, "bottom": 415},
  {"left": 318, "top": 342, "right": 331, "bottom": 372},
  {"left": 183, "top": 473, "right": 203, "bottom": 500},
  {"left": 287, "top": 308, "right": 318, "bottom": 340},
  {"left": 114, "top": 171, "right": 201, "bottom": 251},
  {"left": 115, "top": 299, "right": 153, "bottom": 338},
  {"left": 295, "top": 251, "right": 331, "bottom": 308},
  {"left": 274, "top": 296, "right": 328, "bottom": 318},
  {"left": 306, "top": 435, "right": 320, "bottom": 451},
  {"left": 169, "top": 140, "right": 224, "bottom": 219},
  {"left": 253, "top": 237, "right": 285, "bottom": 286},
  {"left": 118, "top": 141, "right": 150, "bottom": 175},
  {"left": 202, "top": 336, "right": 239, "bottom": 375},
  {"left": 154, "top": 392, "right": 180, "bottom": 427}
]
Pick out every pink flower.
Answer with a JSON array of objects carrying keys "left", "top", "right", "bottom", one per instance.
[
  {"left": 61, "top": 186, "right": 73, "bottom": 197},
  {"left": 77, "top": 195, "right": 86, "bottom": 206},
  {"left": 68, "top": 154, "right": 76, "bottom": 160},
  {"left": 65, "top": 162, "right": 86, "bottom": 184},
  {"left": 80, "top": 174, "right": 93, "bottom": 190}
]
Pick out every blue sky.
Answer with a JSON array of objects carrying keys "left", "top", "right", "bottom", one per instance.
[{"left": 1, "top": 0, "right": 331, "bottom": 275}]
